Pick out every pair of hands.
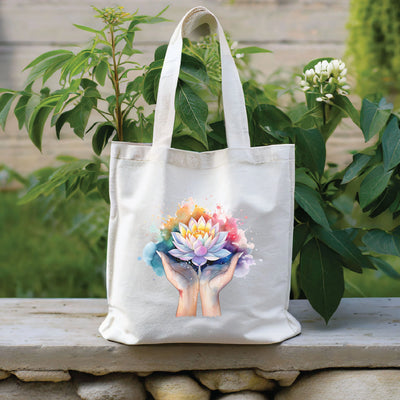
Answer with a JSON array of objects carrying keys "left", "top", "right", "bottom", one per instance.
[{"left": 157, "top": 251, "right": 241, "bottom": 317}]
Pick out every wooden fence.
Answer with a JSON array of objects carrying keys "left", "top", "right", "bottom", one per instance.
[{"left": 0, "top": 0, "right": 363, "bottom": 174}]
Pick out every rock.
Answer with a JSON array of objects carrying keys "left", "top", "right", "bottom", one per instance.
[
  {"left": 255, "top": 370, "right": 300, "bottom": 387},
  {"left": 13, "top": 370, "right": 71, "bottom": 382},
  {"left": 218, "top": 391, "right": 270, "bottom": 399},
  {"left": 145, "top": 373, "right": 210, "bottom": 400},
  {"left": 275, "top": 370, "right": 400, "bottom": 400},
  {"left": 136, "top": 371, "right": 153, "bottom": 377},
  {"left": 194, "top": 369, "right": 275, "bottom": 393},
  {"left": 75, "top": 373, "right": 145, "bottom": 400},
  {"left": 0, "top": 371, "right": 10, "bottom": 380},
  {"left": 0, "top": 376, "right": 80, "bottom": 400}
]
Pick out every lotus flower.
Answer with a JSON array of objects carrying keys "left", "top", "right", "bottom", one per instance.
[{"left": 169, "top": 216, "right": 231, "bottom": 267}]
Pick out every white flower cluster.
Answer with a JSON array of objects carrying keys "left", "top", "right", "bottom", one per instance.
[{"left": 300, "top": 59, "right": 350, "bottom": 102}]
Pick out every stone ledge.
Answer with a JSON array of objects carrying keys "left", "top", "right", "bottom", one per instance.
[{"left": 0, "top": 298, "right": 399, "bottom": 374}]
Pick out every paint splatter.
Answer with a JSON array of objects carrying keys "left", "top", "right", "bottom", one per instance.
[{"left": 142, "top": 198, "right": 255, "bottom": 277}]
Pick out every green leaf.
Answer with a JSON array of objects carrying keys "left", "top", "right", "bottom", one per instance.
[
  {"left": 60, "top": 50, "right": 93, "bottom": 83},
  {"left": 19, "top": 160, "right": 91, "bottom": 204},
  {"left": 362, "top": 229, "right": 400, "bottom": 257},
  {"left": 84, "top": 87, "right": 101, "bottom": 99},
  {"left": 25, "top": 53, "right": 74, "bottom": 86},
  {"left": 55, "top": 96, "right": 96, "bottom": 139},
  {"left": 121, "top": 45, "right": 143, "bottom": 57},
  {"left": 293, "top": 105, "right": 320, "bottom": 129},
  {"left": 331, "top": 95, "right": 360, "bottom": 127},
  {"left": 97, "top": 177, "right": 110, "bottom": 204},
  {"left": 42, "top": 53, "right": 75, "bottom": 84},
  {"left": 292, "top": 223, "right": 310, "bottom": 261},
  {"left": 73, "top": 24, "right": 106, "bottom": 39},
  {"left": 175, "top": 80, "right": 208, "bottom": 149},
  {"left": 92, "top": 123, "right": 115, "bottom": 155},
  {"left": 65, "top": 176, "right": 81, "bottom": 198},
  {"left": 119, "top": 67, "right": 140, "bottom": 80},
  {"left": 359, "top": 164, "right": 392, "bottom": 209},
  {"left": 154, "top": 44, "right": 168, "bottom": 60},
  {"left": 369, "top": 256, "right": 400, "bottom": 280},
  {"left": 389, "top": 189, "right": 400, "bottom": 216},
  {"left": 79, "top": 171, "right": 97, "bottom": 194},
  {"left": 81, "top": 78, "right": 99, "bottom": 91},
  {"left": 171, "top": 133, "right": 208, "bottom": 152},
  {"left": 94, "top": 60, "right": 108, "bottom": 86},
  {"left": 295, "top": 168, "right": 318, "bottom": 190},
  {"left": 295, "top": 183, "right": 330, "bottom": 230},
  {"left": 294, "top": 128, "right": 326, "bottom": 176},
  {"left": 180, "top": 54, "right": 208, "bottom": 84},
  {"left": 360, "top": 98, "right": 392, "bottom": 142},
  {"left": 55, "top": 111, "right": 70, "bottom": 139},
  {"left": 235, "top": 46, "right": 272, "bottom": 54},
  {"left": 367, "top": 187, "right": 397, "bottom": 218},
  {"left": 208, "top": 120, "right": 227, "bottom": 150},
  {"left": 24, "top": 49, "right": 74, "bottom": 70},
  {"left": 28, "top": 104, "right": 56, "bottom": 151},
  {"left": 311, "top": 225, "right": 375, "bottom": 272},
  {"left": 24, "top": 94, "right": 40, "bottom": 127},
  {"left": 320, "top": 104, "right": 344, "bottom": 140},
  {"left": 253, "top": 104, "right": 292, "bottom": 139},
  {"left": 299, "top": 238, "right": 344, "bottom": 323},
  {"left": 243, "top": 81, "right": 274, "bottom": 110},
  {"left": 143, "top": 59, "right": 163, "bottom": 104},
  {"left": 382, "top": 116, "right": 400, "bottom": 171},
  {"left": 303, "top": 57, "right": 334, "bottom": 73},
  {"left": 341, "top": 153, "right": 371, "bottom": 184},
  {"left": 56, "top": 155, "right": 79, "bottom": 163},
  {"left": 123, "top": 28, "right": 137, "bottom": 49},
  {"left": 126, "top": 76, "right": 143, "bottom": 94},
  {"left": 122, "top": 119, "right": 153, "bottom": 143},
  {"left": 52, "top": 82, "right": 80, "bottom": 117},
  {"left": 14, "top": 94, "right": 31, "bottom": 129},
  {"left": 0, "top": 89, "right": 17, "bottom": 94},
  {"left": 0, "top": 93, "right": 16, "bottom": 129}
]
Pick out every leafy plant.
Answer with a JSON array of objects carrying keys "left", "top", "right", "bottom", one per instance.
[
  {"left": 346, "top": 0, "right": 400, "bottom": 102},
  {"left": 1, "top": 6, "right": 400, "bottom": 322}
]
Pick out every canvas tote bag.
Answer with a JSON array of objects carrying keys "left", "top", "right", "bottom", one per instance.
[{"left": 99, "top": 6, "right": 301, "bottom": 344}]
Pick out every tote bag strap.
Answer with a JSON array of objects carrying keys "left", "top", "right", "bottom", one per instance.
[{"left": 152, "top": 6, "right": 250, "bottom": 149}]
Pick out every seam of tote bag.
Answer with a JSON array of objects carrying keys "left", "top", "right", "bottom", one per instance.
[
  {"left": 113, "top": 156, "right": 293, "bottom": 170},
  {"left": 113, "top": 147, "right": 294, "bottom": 163}
]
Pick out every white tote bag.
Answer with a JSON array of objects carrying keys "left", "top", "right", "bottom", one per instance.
[{"left": 99, "top": 6, "right": 301, "bottom": 344}]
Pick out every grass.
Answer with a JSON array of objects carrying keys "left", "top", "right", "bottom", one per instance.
[{"left": 0, "top": 191, "right": 106, "bottom": 297}]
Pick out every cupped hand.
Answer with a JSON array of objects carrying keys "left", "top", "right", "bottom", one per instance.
[
  {"left": 199, "top": 252, "right": 242, "bottom": 317},
  {"left": 157, "top": 251, "right": 199, "bottom": 292},
  {"left": 157, "top": 251, "right": 199, "bottom": 317},
  {"left": 200, "top": 252, "right": 242, "bottom": 293}
]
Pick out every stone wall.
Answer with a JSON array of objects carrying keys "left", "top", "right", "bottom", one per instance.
[
  {"left": 1, "top": 298, "right": 399, "bottom": 399},
  {"left": 0, "top": 0, "right": 365, "bottom": 176},
  {"left": 1, "top": 368, "right": 399, "bottom": 399}
]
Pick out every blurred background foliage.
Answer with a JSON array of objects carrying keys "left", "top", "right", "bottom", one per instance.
[
  {"left": 346, "top": 0, "right": 400, "bottom": 105},
  {"left": 0, "top": 190, "right": 106, "bottom": 297}
]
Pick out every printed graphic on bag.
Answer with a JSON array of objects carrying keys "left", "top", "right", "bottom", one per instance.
[{"left": 143, "top": 199, "right": 255, "bottom": 317}]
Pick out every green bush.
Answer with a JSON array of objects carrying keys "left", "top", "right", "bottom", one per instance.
[
  {"left": 0, "top": 191, "right": 106, "bottom": 297},
  {"left": 346, "top": 0, "right": 400, "bottom": 100}
]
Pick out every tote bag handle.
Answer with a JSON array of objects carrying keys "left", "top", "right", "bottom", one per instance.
[{"left": 152, "top": 6, "right": 251, "bottom": 149}]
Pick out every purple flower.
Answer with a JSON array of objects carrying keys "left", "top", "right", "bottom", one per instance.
[{"left": 169, "top": 216, "right": 231, "bottom": 267}]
